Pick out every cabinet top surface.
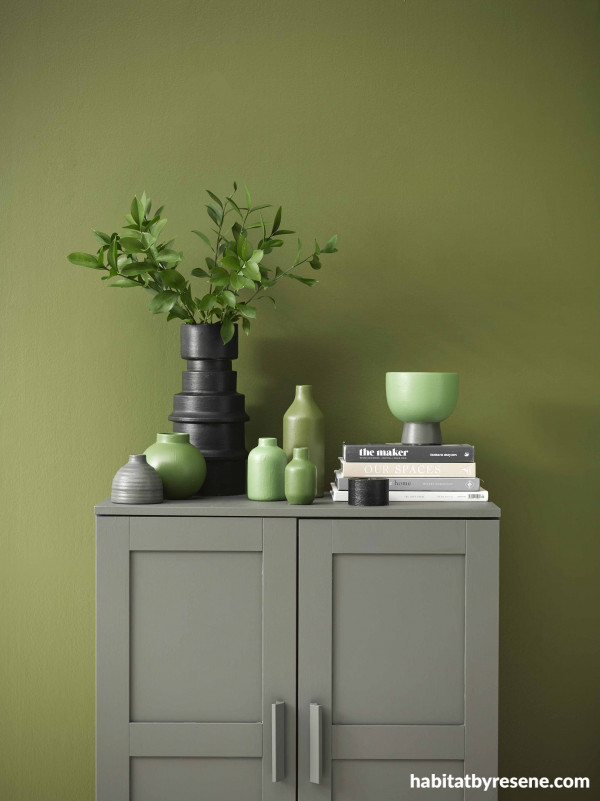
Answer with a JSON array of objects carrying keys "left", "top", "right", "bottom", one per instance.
[{"left": 95, "top": 496, "right": 500, "bottom": 519}]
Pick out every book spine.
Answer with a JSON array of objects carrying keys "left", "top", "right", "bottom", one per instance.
[
  {"left": 330, "top": 485, "right": 488, "bottom": 502},
  {"left": 340, "top": 460, "right": 477, "bottom": 478},
  {"left": 342, "top": 444, "right": 474, "bottom": 463},
  {"left": 334, "top": 472, "right": 481, "bottom": 492}
]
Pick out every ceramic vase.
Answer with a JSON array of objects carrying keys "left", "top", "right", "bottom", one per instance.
[
  {"left": 111, "top": 454, "right": 163, "bottom": 504},
  {"left": 144, "top": 432, "right": 207, "bottom": 500},
  {"left": 285, "top": 447, "right": 317, "bottom": 505},
  {"left": 169, "top": 323, "right": 248, "bottom": 495},
  {"left": 283, "top": 385, "right": 325, "bottom": 497},
  {"left": 247, "top": 437, "right": 287, "bottom": 501}
]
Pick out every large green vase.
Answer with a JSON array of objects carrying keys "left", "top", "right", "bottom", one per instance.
[
  {"left": 283, "top": 385, "right": 325, "bottom": 497},
  {"left": 247, "top": 437, "right": 287, "bottom": 501},
  {"left": 284, "top": 447, "right": 317, "bottom": 505},
  {"left": 144, "top": 432, "right": 206, "bottom": 500}
]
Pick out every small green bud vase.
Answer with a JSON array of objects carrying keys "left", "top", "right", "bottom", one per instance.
[
  {"left": 283, "top": 385, "right": 325, "bottom": 497},
  {"left": 144, "top": 433, "right": 206, "bottom": 500},
  {"left": 247, "top": 438, "right": 287, "bottom": 501},
  {"left": 285, "top": 447, "right": 317, "bottom": 505}
]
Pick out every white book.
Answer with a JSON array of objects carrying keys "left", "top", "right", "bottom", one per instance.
[
  {"left": 330, "top": 484, "right": 489, "bottom": 503},
  {"left": 339, "top": 459, "right": 477, "bottom": 478}
]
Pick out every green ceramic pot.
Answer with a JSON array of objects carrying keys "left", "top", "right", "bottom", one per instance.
[
  {"left": 144, "top": 433, "right": 206, "bottom": 500},
  {"left": 247, "top": 437, "right": 287, "bottom": 501},
  {"left": 283, "top": 385, "right": 325, "bottom": 497},
  {"left": 385, "top": 372, "right": 459, "bottom": 445},
  {"left": 285, "top": 447, "right": 317, "bottom": 505}
]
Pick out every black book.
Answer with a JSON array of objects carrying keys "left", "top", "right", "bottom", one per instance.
[{"left": 342, "top": 443, "right": 474, "bottom": 463}]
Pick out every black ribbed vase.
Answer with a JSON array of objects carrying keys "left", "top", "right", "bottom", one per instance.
[{"left": 168, "top": 324, "right": 248, "bottom": 496}]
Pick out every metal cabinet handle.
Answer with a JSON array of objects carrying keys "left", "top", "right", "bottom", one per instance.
[
  {"left": 272, "top": 701, "right": 285, "bottom": 782},
  {"left": 309, "top": 703, "right": 323, "bottom": 784}
]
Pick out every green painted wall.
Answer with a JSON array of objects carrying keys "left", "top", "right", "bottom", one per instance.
[{"left": 1, "top": 0, "right": 598, "bottom": 797}]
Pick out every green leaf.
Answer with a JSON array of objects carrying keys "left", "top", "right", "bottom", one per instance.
[
  {"left": 149, "top": 290, "right": 178, "bottom": 313},
  {"left": 314, "top": 239, "right": 321, "bottom": 254},
  {"left": 271, "top": 206, "right": 282, "bottom": 235},
  {"left": 220, "top": 318, "right": 235, "bottom": 344},
  {"left": 192, "top": 230, "right": 212, "bottom": 248},
  {"left": 206, "top": 189, "right": 223, "bottom": 208},
  {"left": 167, "top": 304, "right": 191, "bottom": 322},
  {"left": 205, "top": 257, "right": 217, "bottom": 271},
  {"left": 294, "top": 238, "right": 302, "bottom": 264},
  {"left": 238, "top": 304, "right": 257, "bottom": 319},
  {"left": 152, "top": 218, "right": 168, "bottom": 238},
  {"left": 309, "top": 254, "right": 322, "bottom": 270},
  {"left": 243, "top": 261, "right": 261, "bottom": 281},
  {"left": 275, "top": 229, "right": 295, "bottom": 235},
  {"left": 233, "top": 181, "right": 238, "bottom": 191},
  {"left": 68, "top": 252, "right": 103, "bottom": 269},
  {"left": 249, "top": 249, "right": 264, "bottom": 264},
  {"left": 288, "top": 274, "right": 317, "bottom": 287},
  {"left": 244, "top": 185, "right": 252, "bottom": 211},
  {"left": 220, "top": 290, "right": 237, "bottom": 307},
  {"left": 119, "top": 237, "right": 146, "bottom": 253},
  {"left": 210, "top": 267, "right": 230, "bottom": 286},
  {"left": 322, "top": 234, "right": 338, "bottom": 253},
  {"left": 161, "top": 269, "right": 186, "bottom": 289},
  {"left": 221, "top": 254, "right": 241, "bottom": 270},
  {"left": 248, "top": 204, "right": 271, "bottom": 212},
  {"left": 121, "top": 264, "right": 154, "bottom": 277},
  {"left": 206, "top": 204, "right": 223, "bottom": 226},
  {"left": 237, "top": 236, "right": 252, "bottom": 261},
  {"left": 191, "top": 267, "right": 209, "bottom": 278},
  {"left": 109, "top": 276, "right": 139, "bottom": 288},
  {"left": 92, "top": 230, "right": 112, "bottom": 245},
  {"left": 230, "top": 272, "right": 245, "bottom": 290},
  {"left": 107, "top": 239, "right": 118, "bottom": 270},
  {"left": 135, "top": 196, "right": 145, "bottom": 226},
  {"left": 196, "top": 293, "right": 217, "bottom": 311},
  {"left": 226, "top": 196, "right": 244, "bottom": 219},
  {"left": 242, "top": 317, "right": 251, "bottom": 335},
  {"left": 158, "top": 250, "right": 182, "bottom": 264},
  {"left": 130, "top": 197, "right": 140, "bottom": 225}
]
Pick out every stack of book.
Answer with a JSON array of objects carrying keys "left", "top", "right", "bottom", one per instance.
[{"left": 331, "top": 442, "right": 487, "bottom": 502}]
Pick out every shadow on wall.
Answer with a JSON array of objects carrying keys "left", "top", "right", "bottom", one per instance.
[{"left": 243, "top": 335, "right": 343, "bottom": 451}]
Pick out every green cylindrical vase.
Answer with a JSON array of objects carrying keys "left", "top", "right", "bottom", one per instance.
[
  {"left": 144, "top": 432, "right": 207, "bottom": 500},
  {"left": 283, "top": 385, "right": 325, "bottom": 497},
  {"left": 285, "top": 447, "right": 317, "bottom": 505},
  {"left": 247, "top": 437, "right": 287, "bottom": 501}
]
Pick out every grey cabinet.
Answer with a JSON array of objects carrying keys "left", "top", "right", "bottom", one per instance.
[{"left": 96, "top": 498, "right": 500, "bottom": 801}]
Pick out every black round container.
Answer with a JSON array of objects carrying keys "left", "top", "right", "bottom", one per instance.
[
  {"left": 348, "top": 478, "right": 389, "bottom": 506},
  {"left": 168, "top": 323, "right": 248, "bottom": 496}
]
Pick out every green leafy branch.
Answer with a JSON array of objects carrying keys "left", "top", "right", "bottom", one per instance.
[{"left": 68, "top": 185, "right": 338, "bottom": 343}]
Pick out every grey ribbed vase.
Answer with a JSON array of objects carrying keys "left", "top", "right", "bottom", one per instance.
[
  {"left": 111, "top": 454, "right": 163, "bottom": 504},
  {"left": 168, "top": 323, "right": 249, "bottom": 496}
]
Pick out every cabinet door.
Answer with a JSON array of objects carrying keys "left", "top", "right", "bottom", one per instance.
[
  {"left": 297, "top": 519, "right": 499, "bottom": 801},
  {"left": 97, "top": 516, "right": 296, "bottom": 801}
]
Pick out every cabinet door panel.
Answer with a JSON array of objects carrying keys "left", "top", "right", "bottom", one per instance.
[
  {"left": 333, "top": 553, "right": 465, "bottom": 724},
  {"left": 97, "top": 516, "right": 296, "bottom": 801},
  {"left": 130, "top": 550, "right": 263, "bottom": 722},
  {"left": 298, "top": 519, "right": 499, "bottom": 801},
  {"left": 131, "top": 757, "right": 262, "bottom": 801}
]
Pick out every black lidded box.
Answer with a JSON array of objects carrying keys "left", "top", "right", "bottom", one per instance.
[{"left": 348, "top": 478, "right": 390, "bottom": 506}]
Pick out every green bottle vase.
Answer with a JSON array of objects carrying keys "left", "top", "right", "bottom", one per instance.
[
  {"left": 283, "top": 385, "right": 325, "bottom": 497},
  {"left": 285, "top": 447, "right": 317, "bottom": 505},
  {"left": 247, "top": 437, "right": 287, "bottom": 501},
  {"left": 144, "top": 432, "right": 207, "bottom": 500}
]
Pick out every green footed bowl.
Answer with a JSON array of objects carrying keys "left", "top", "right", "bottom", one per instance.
[{"left": 386, "top": 372, "right": 459, "bottom": 423}]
